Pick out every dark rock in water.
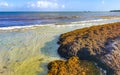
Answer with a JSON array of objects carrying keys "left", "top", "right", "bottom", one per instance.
[
  {"left": 58, "top": 22, "right": 120, "bottom": 75},
  {"left": 47, "top": 56, "right": 101, "bottom": 75}
]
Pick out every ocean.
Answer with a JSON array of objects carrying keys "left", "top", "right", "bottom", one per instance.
[
  {"left": 0, "top": 12, "right": 120, "bottom": 75},
  {"left": 0, "top": 12, "right": 120, "bottom": 27}
]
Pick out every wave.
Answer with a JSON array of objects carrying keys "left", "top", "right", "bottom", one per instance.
[{"left": 0, "top": 18, "right": 120, "bottom": 30}]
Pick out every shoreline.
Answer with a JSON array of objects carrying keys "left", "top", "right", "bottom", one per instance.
[{"left": 0, "top": 18, "right": 120, "bottom": 31}]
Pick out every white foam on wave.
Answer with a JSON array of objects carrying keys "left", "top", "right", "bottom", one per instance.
[{"left": 0, "top": 18, "right": 120, "bottom": 30}]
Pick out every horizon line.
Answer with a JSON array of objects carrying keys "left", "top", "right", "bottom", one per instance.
[{"left": 0, "top": 11, "right": 110, "bottom": 12}]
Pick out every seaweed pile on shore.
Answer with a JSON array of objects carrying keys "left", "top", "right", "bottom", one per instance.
[
  {"left": 48, "top": 22, "right": 120, "bottom": 75},
  {"left": 48, "top": 56, "right": 100, "bottom": 75}
]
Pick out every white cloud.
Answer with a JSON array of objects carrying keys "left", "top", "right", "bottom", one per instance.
[
  {"left": 27, "top": 0, "right": 65, "bottom": 9},
  {"left": 0, "top": 2, "right": 9, "bottom": 7},
  {"left": 102, "top": 0, "right": 105, "bottom": 4},
  {"left": 62, "top": 5, "right": 65, "bottom": 8}
]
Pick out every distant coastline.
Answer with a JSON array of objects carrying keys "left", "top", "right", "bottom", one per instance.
[{"left": 110, "top": 10, "right": 120, "bottom": 12}]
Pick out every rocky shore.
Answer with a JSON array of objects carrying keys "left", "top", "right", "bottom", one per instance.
[{"left": 48, "top": 22, "right": 120, "bottom": 75}]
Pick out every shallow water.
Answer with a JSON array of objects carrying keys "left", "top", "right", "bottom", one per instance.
[{"left": 0, "top": 19, "right": 120, "bottom": 75}]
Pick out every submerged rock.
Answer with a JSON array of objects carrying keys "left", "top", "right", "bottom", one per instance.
[
  {"left": 47, "top": 56, "right": 101, "bottom": 75},
  {"left": 58, "top": 22, "right": 120, "bottom": 75}
]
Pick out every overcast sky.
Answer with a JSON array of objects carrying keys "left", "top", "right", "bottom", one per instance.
[{"left": 0, "top": 0, "right": 119, "bottom": 11}]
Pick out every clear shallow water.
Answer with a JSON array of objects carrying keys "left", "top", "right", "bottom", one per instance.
[{"left": 1, "top": 12, "right": 120, "bottom": 27}]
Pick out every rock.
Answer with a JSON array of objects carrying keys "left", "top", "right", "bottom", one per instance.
[
  {"left": 58, "top": 22, "right": 120, "bottom": 75},
  {"left": 47, "top": 56, "right": 101, "bottom": 75}
]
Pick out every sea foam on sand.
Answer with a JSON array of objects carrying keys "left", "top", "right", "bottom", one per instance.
[{"left": 0, "top": 18, "right": 120, "bottom": 75}]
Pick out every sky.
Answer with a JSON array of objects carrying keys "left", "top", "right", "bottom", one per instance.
[{"left": 0, "top": 0, "right": 120, "bottom": 11}]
